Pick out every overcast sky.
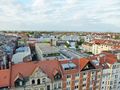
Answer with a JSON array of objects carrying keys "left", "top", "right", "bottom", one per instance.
[{"left": 0, "top": 0, "right": 120, "bottom": 32}]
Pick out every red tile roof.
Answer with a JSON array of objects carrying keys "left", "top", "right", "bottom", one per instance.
[
  {"left": 60, "top": 58, "right": 90, "bottom": 71},
  {"left": 0, "top": 69, "right": 10, "bottom": 88},
  {"left": 89, "top": 52, "right": 117, "bottom": 69},
  {"left": 10, "top": 60, "right": 61, "bottom": 87},
  {"left": 0, "top": 58, "right": 103, "bottom": 87},
  {"left": 79, "top": 58, "right": 90, "bottom": 71}
]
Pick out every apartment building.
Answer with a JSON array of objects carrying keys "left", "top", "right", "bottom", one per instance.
[
  {"left": 0, "top": 60, "right": 62, "bottom": 90},
  {"left": 82, "top": 42, "right": 93, "bottom": 52},
  {"left": 103, "top": 52, "right": 120, "bottom": 90},
  {"left": 82, "top": 39, "right": 120, "bottom": 55},
  {"left": 61, "top": 58, "right": 102, "bottom": 90},
  {"left": 0, "top": 58, "right": 102, "bottom": 90},
  {"left": 90, "top": 51, "right": 120, "bottom": 90}
]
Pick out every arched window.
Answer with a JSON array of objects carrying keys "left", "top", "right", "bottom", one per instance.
[
  {"left": 37, "top": 79, "right": 40, "bottom": 85},
  {"left": 42, "top": 78, "right": 46, "bottom": 83},
  {"left": 32, "top": 80, "right": 35, "bottom": 85}
]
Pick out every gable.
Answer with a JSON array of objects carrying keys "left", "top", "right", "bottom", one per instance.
[
  {"left": 31, "top": 67, "right": 47, "bottom": 78},
  {"left": 81, "top": 62, "right": 95, "bottom": 71}
]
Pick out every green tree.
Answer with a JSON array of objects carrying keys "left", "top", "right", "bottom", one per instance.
[
  {"left": 65, "top": 42, "right": 71, "bottom": 48},
  {"left": 77, "top": 39, "right": 84, "bottom": 45}
]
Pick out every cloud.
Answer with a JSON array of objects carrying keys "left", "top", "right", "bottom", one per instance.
[{"left": 0, "top": 0, "right": 120, "bottom": 32}]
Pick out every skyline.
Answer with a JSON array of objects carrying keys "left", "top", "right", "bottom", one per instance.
[{"left": 0, "top": 0, "right": 120, "bottom": 32}]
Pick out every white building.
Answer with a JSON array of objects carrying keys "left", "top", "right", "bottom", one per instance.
[
  {"left": 12, "top": 46, "right": 31, "bottom": 63},
  {"left": 100, "top": 52, "right": 120, "bottom": 90}
]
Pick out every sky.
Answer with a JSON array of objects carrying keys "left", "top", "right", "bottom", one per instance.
[{"left": 0, "top": 0, "right": 120, "bottom": 32}]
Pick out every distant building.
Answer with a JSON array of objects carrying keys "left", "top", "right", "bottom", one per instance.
[
  {"left": 35, "top": 43, "right": 61, "bottom": 60},
  {"left": 12, "top": 46, "right": 31, "bottom": 64},
  {"left": 0, "top": 50, "right": 7, "bottom": 69},
  {"left": 82, "top": 39, "right": 120, "bottom": 54}
]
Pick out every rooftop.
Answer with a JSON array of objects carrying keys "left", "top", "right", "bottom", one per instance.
[
  {"left": 0, "top": 69, "right": 10, "bottom": 88},
  {"left": 35, "top": 43, "right": 59, "bottom": 54}
]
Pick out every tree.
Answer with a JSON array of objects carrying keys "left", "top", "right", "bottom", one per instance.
[
  {"left": 77, "top": 39, "right": 84, "bottom": 46},
  {"left": 65, "top": 42, "right": 71, "bottom": 48},
  {"left": 75, "top": 42, "right": 79, "bottom": 49}
]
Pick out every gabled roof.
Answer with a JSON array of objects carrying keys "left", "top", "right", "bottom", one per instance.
[
  {"left": 11, "top": 60, "right": 61, "bottom": 87},
  {"left": 0, "top": 69, "right": 10, "bottom": 88},
  {"left": 37, "top": 60, "right": 62, "bottom": 80},
  {"left": 89, "top": 52, "right": 117, "bottom": 69},
  {"left": 53, "top": 69, "right": 59, "bottom": 76},
  {"left": 79, "top": 58, "right": 90, "bottom": 71},
  {"left": 14, "top": 73, "right": 24, "bottom": 82},
  {"left": 72, "top": 58, "right": 90, "bottom": 71},
  {"left": 11, "top": 62, "right": 36, "bottom": 87},
  {"left": 60, "top": 58, "right": 91, "bottom": 72}
]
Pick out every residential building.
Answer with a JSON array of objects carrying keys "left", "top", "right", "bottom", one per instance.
[
  {"left": 82, "top": 39, "right": 120, "bottom": 54},
  {"left": 0, "top": 58, "right": 102, "bottom": 90},
  {"left": 12, "top": 46, "right": 31, "bottom": 64}
]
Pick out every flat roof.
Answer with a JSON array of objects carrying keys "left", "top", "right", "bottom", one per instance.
[{"left": 36, "top": 43, "right": 59, "bottom": 54}]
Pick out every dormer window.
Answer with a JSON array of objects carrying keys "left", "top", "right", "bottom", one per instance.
[
  {"left": 19, "top": 81, "right": 23, "bottom": 86},
  {"left": 54, "top": 73, "right": 61, "bottom": 80},
  {"left": 15, "top": 79, "right": 24, "bottom": 87},
  {"left": 53, "top": 69, "right": 61, "bottom": 80},
  {"left": 14, "top": 73, "right": 24, "bottom": 87}
]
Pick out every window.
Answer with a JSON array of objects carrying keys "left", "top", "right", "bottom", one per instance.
[
  {"left": 47, "top": 85, "right": 50, "bottom": 90},
  {"left": 82, "top": 84, "right": 86, "bottom": 87},
  {"left": 75, "top": 85, "right": 78, "bottom": 89},
  {"left": 54, "top": 73, "right": 61, "bottom": 80},
  {"left": 92, "top": 77, "right": 95, "bottom": 80},
  {"left": 92, "top": 71, "right": 95, "bottom": 74},
  {"left": 42, "top": 78, "right": 46, "bottom": 83},
  {"left": 66, "top": 75, "right": 71, "bottom": 78},
  {"left": 32, "top": 80, "right": 35, "bottom": 85},
  {"left": 37, "top": 79, "right": 40, "bottom": 85},
  {"left": 75, "top": 73, "right": 79, "bottom": 77},
  {"left": 102, "top": 81, "right": 104, "bottom": 84},
  {"left": 19, "top": 81, "right": 22, "bottom": 86},
  {"left": 83, "top": 78, "right": 86, "bottom": 81},
  {"left": 83, "top": 72, "right": 86, "bottom": 75},
  {"left": 115, "top": 75, "right": 118, "bottom": 78},
  {"left": 15, "top": 80, "right": 23, "bottom": 87},
  {"left": 75, "top": 80, "right": 79, "bottom": 83},
  {"left": 110, "top": 81, "right": 113, "bottom": 85},
  {"left": 66, "top": 81, "right": 71, "bottom": 85},
  {"left": 66, "top": 87, "right": 70, "bottom": 90},
  {"left": 58, "top": 83, "right": 61, "bottom": 88},
  {"left": 98, "top": 74, "right": 101, "bottom": 78},
  {"left": 54, "top": 83, "right": 57, "bottom": 89}
]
